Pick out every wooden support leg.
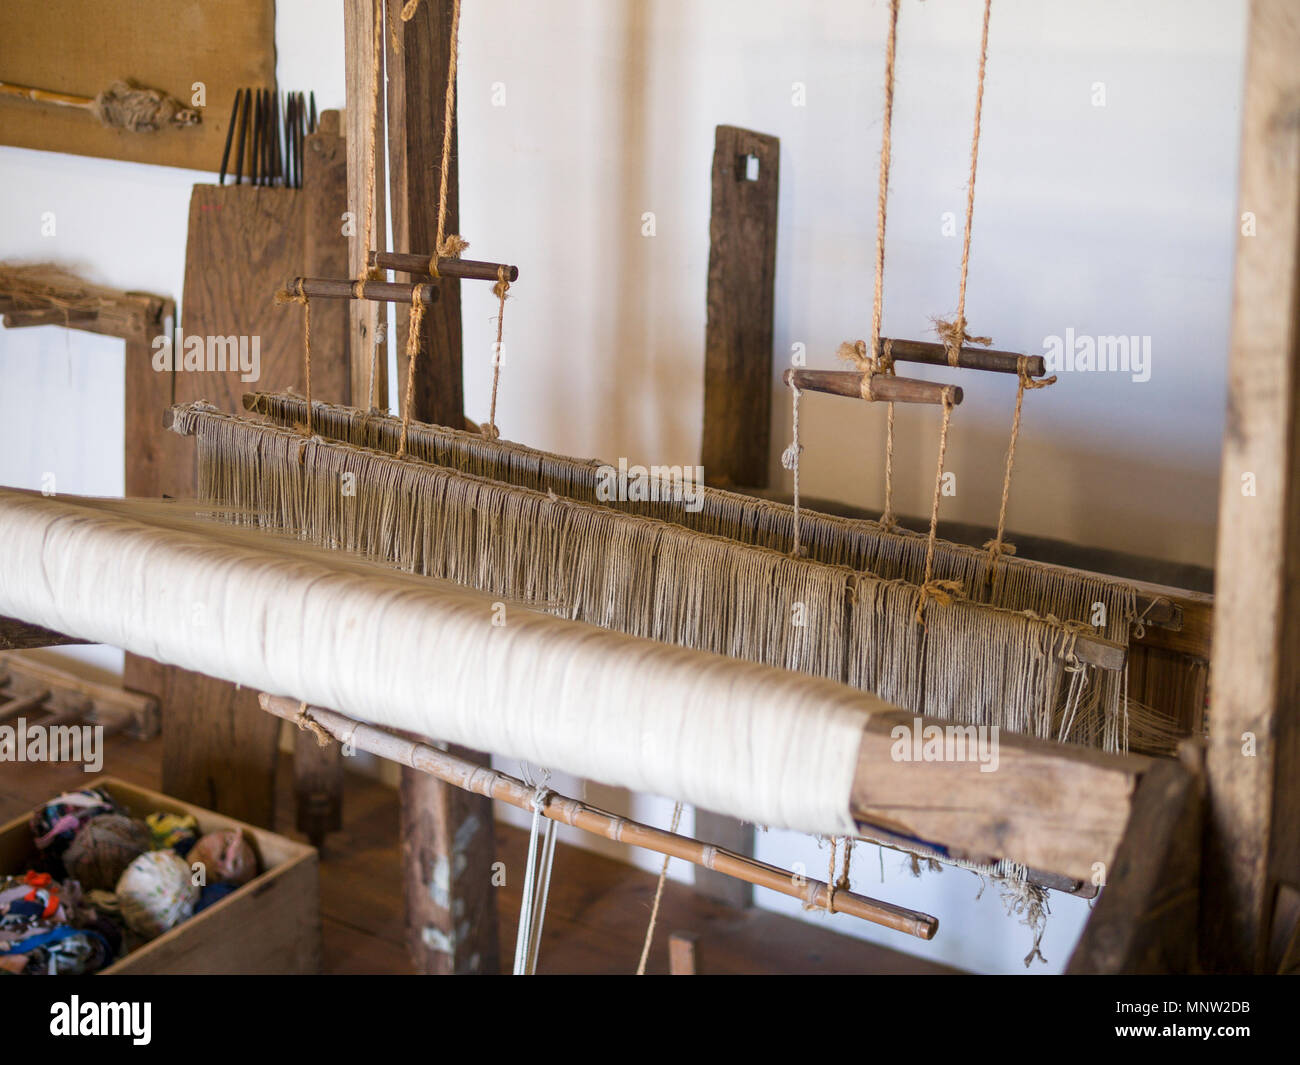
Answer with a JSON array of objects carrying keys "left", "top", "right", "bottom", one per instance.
[
  {"left": 385, "top": 0, "right": 499, "bottom": 972},
  {"left": 294, "top": 727, "right": 343, "bottom": 850},
  {"left": 1068, "top": 757, "right": 1202, "bottom": 973},
  {"left": 695, "top": 125, "right": 780, "bottom": 906},
  {"left": 1203, "top": 0, "right": 1300, "bottom": 972}
]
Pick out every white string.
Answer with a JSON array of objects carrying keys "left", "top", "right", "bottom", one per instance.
[{"left": 513, "top": 771, "right": 556, "bottom": 975}]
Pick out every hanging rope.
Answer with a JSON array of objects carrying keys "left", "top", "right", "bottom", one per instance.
[
  {"left": 874, "top": 0, "right": 901, "bottom": 528},
  {"left": 485, "top": 266, "right": 509, "bottom": 440},
  {"left": 914, "top": 387, "right": 963, "bottom": 624},
  {"left": 984, "top": 356, "right": 1056, "bottom": 564},
  {"left": 274, "top": 279, "right": 313, "bottom": 435},
  {"left": 781, "top": 383, "right": 805, "bottom": 557},
  {"left": 936, "top": 0, "right": 993, "bottom": 363},
  {"left": 397, "top": 285, "right": 430, "bottom": 457},
  {"left": 635, "top": 801, "right": 683, "bottom": 974},
  {"left": 364, "top": 0, "right": 387, "bottom": 409}
]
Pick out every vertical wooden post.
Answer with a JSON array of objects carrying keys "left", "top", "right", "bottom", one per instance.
[
  {"left": 701, "top": 125, "right": 780, "bottom": 489},
  {"left": 344, "top": 0, "right": 388, "bottom": 409},
  {"left": 1204, "top": 0, "right": 1300, "bottom": 972},
  {"left": 386, "top": 0, "right": 465, "bottom": 425},
  {"left": 695, "top": 126, "right": 780, "bottom": 908},
  {"left": 386, "top": 0, "right": 498, "bottom": 974}
]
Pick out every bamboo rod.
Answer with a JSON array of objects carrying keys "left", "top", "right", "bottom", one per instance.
[
  {"left": 287, "top": 277, "right": 441, "bottom": 304},
  {"left": 882, "top": 337, "right": 1046, "bottom": 378},
  {"left": 783, "top": 368, "right": 963, "bottom": 406},
  {"left": 0, "top": 81, "right": 96, "bottom": 112},
  {"left": 258, "top": 693, "right": 939, "bottom": 939},
  {"left": 369, "top": 250, "right": 519, "bottom": 283}
]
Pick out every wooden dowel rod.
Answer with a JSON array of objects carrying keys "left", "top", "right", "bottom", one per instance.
[
  {"left": 882, "top": 338, "right": 1046, "bottom": 378},
  {"left": 288, "top": 277, "right": 441, "bottom": 305},
  {"left": 369, "top": 251, "right": 519, "bottom": 283},
  {"left": 783, "top": 369, "right": 963, "bottom": 406},
  {"left": 258, "top": 694, "right": 938, "bottom": 940}
]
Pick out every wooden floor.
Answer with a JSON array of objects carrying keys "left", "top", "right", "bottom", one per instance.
[{"left": 0, "top": 731, "right": 956, "bottom": 974}]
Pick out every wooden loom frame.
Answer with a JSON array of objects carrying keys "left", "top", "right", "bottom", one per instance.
[
  {"left": 0, "top": 0, "right": 1291, "bottom": 974},
  {"left": 274, "top": 0, "right": 1300, "bottom": 973}
]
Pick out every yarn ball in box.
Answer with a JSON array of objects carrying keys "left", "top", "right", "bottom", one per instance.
[
  {"left": 115, "top": 851, "right": 199, "bottom": 939},
  {"left": 145, "top": 811, "right": 199, "bottom": 856},
  {"left": 29, "top": 787, "right": 122, "bottom": 861},
  {"left": 63, "top": 814, "right": 152, "bottom": 892},
  {"left": 188, "top": 829, "right": 258, "bottom": 887}
]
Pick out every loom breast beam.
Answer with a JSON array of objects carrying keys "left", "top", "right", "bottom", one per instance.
[
  {"left": 880, "top": 338, "right": 1047, "bottom": 378},
  {"left": 782, "top": 369, "right": 963, "bottom": 406},
  {"left": 287, "top": 277, "right": 441, "bottom": 304},
  {"left": 259, "top": 695, "right": 937, "bottom": 939},
  {"left": 0, "top": 487, "right": 876, "bottom": 841},
  {"left": 369, "top": 251, "right": 518, "bottom": 283}
]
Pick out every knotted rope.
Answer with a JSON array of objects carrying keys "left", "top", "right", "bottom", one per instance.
[
  {"left": 274, "top": 279, "right": 313, "bottom": 435},
  {"left": 873, "top": 0, "right": 901, "bottom": 527},
  {"left": 781, "top": 383, "right": 805, "bottom": 557},
  {"left": 915, "top": 387, "right": 962, "bottom": 624},
  {"left": 636, "top": 801, "right": 683, "bottom": 974},
  {"left": 293, "top": 702, "right": 333, "bottom": 748},
  {"left": 485, "top": 266, "right": 510, "bottom": 440},
  {"left": 397, "top": 285, "right": 431, "bottom": 457},
  {"left": 935, "top": 0, "right": 993, "bottom": 366},
  {"left": 984, "top": 355, "right": 1056, "bottom": 564}
]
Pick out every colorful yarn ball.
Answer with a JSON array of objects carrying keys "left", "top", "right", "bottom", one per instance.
[
  {"left": 29, "top": 787, "right": 122, "bottom": 862},
  {"left": 115, "top": 851, "right": 199, "bottom": 939},
  {"left": 63, "top": 814, "right": 152, "bottom": 892},
  {"left": 188, "top": 829, "right": 258, "bottom": 887},
  {"left": 145, "top": 811, "right": 199, "bottom": 855},
  {"left": 194, "top": 881, "right": 237, "bottom": 914}
]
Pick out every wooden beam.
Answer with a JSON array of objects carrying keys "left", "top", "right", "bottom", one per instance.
[
  {"left": 783, "top": 368, "right": 963, "bottom": 406},
  {"left": 344, "top": 0, "right": 389, "bottom": 409},
  {"left": 701, "top": 125, "right": 779, "bottom": 490},
  {"left": 880, "top": 337, "right": 1046, "bottom": 378},
  {"left": 1068, "top": 756, "right": 1202, "bottom": 973},
  {"left": 697, "top": 126, "right": 780, "bottom": 907},
  {"left": 850, "top": 710, "right": 1148, "bottom": 883},
  {"left": 385, "top": 0, "right": 497, "bottom": 975},
  {"left": 386, "top": 0, "right": 464, "bottom": 428},
  {"left": 0, "top": 617, "right": 86, "bottom": 650},
  {"left": 1204, "top": 0, "right": 1300, "bottom": 972}
]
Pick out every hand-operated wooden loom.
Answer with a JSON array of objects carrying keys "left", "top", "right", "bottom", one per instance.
[{"left": 2, "top": 0, "right": 1298, "bottom": 975}]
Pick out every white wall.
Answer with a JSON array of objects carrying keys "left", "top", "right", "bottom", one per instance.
[{"left": 0, "top": 0, "right": 1245, "bottom": 974}]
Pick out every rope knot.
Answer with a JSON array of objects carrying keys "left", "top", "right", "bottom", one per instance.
[
  {"left": 293, "top": 703, "right": 333, "bottom": 748},
  {"left": 982, "top": 537, "right": 1017, "bottom": 562},
  {"left": 1018, "top": 354, "right": 1056, "bottom": 390},
  {"left": 274, "top": 278, "right": 308, "bottom": 306},
  {"left": 913, "top": 578, "right": 964, "bottom": 624},
  {"left": 438, "top": 234, "right": 469, "bottom": 259},
  {"left": 780, "top": 441, "right": 804, "bottom": 471},
  {"left": 934, "top": 316, "right": 991, "bottom": 366}
]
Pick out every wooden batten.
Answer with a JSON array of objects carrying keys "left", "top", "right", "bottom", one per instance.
[
  {"left": 784, "top": 368, "right": 963, "bottom": 406},
  {"left": 0, "top": 616, "right": 86, "bottom": 651},
  {"left": 850, "top": 710, "right": 1149, "bottom": 883}
]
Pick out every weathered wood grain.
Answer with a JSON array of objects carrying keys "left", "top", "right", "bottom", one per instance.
[
  {"left": 701, "top": 125, "right": 779, "bottom": 490},
  {"left": 1203, "top": 0, "right": 1300, "bottom": 972}
]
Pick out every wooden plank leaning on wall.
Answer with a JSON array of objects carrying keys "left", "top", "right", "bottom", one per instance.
[{"left": 1203, "top": 0, "right": 1300, "bottom": 974}]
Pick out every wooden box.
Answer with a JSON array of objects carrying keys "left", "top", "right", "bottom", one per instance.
[{"left": 0, "top": 776, "right": 321, "bottom": 974}]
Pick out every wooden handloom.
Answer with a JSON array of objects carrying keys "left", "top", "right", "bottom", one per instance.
[{"left": 3, "top": 0, "right": 1295, "bottom": 975}]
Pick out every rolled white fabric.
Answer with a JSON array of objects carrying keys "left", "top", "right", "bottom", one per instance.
[{"left": 0, "top": 488, "right": 873, "bottom": 836}]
